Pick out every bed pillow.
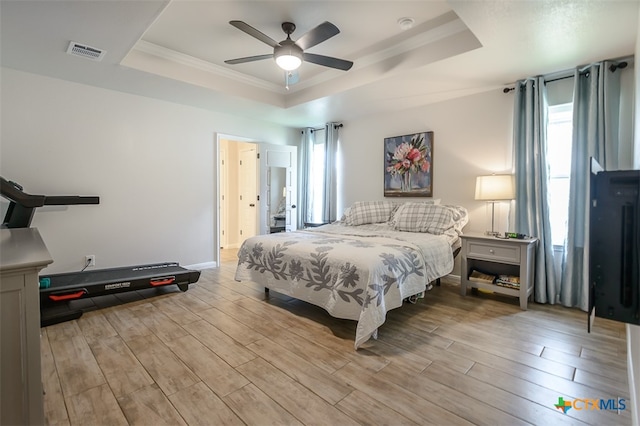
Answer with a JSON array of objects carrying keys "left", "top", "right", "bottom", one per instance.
[
  {"left": 446, "top": 205, "right": 469, "bottom": 235},
  {"left": 344, "top": 201, "right": 397, "bottom": 226},
  {"left": 339, "top": 207, "right": 351, "bottom": 222},
  {"left": 391, "top": 203, "right": 457, "bottom": 235}
]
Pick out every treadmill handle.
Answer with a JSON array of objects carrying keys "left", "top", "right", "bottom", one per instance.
[
  {"left": 48, "top": 289, "right": 87, "bottom": 301},
  {"left": 150, "top": 276, "right": 176, "bottom": 286}
]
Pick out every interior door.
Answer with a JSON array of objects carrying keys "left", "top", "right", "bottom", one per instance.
[
  {"left": 239, "top": 147, "right": 257, "bottom": 243},
  {"left": 219, "top": 147, "right": 228, "bottom": 248},
  {"left": 258, "top": 143, "right": 298, "bottom": 234}
]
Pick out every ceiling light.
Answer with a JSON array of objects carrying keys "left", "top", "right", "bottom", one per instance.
[
  {"left": 275, "top": 53, "right": 302, "bottom": 71},
  {"left": 274, "top": 42, "right": 303, "bottom": 71},
  {"left": 397, "top": 17, "right": 415, "bottom": 31}
]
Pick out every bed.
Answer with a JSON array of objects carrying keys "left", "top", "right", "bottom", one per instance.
[{"left": 234, "top": 201, "right": 468, "bottom": 349}]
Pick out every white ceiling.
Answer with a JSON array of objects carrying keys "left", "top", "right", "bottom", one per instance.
[{"left": 1, "top": 1, "right": 638, "bottom": 128}]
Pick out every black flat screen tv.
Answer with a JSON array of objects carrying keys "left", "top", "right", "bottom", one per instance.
[{"left": 589, "top": 158, "right": 640, "bottom": 328}]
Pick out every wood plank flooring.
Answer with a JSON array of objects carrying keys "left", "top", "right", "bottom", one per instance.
[{"left": 41, "top": 248, "right": 632, "bottom": 425}]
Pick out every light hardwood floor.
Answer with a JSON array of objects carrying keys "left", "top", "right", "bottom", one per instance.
[{"left": 42, "top": 248, "right": 632, "bottom": 425}]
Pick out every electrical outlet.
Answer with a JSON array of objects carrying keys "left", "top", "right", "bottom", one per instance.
[{"left": 85, "top": 255, "right": 95, "bottom": 267}]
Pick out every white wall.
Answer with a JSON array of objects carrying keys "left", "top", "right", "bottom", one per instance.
[{"left": 0, "top": 68, "right": 297, "bottom": 273}]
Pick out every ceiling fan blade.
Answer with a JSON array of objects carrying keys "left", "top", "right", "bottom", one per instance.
[
  {"left": 303, "top": 53, "right": 353, "bottom": 71},
  {"left": 229, "top": 20, "right": 280, "bottom": 48},
  {"left": 296, "top": 21, "right": 340, "bottom": 50},
  {"left": 224, "top": 54, "right": 273, "bottom": 65}
]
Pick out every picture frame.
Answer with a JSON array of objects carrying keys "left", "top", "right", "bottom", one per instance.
[{"left": 384, "top": 131, "right": 433, "bottom": 197}]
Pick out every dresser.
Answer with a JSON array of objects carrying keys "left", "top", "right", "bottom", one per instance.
[
  {"left": 1, "top": 228, "right": 53, "bottom": 425},
  {"left": 460, "top": 232, "right": 537, "bottom": 309}
]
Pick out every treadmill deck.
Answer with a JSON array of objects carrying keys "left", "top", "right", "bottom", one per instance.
[{"left": 40, "top": 262, "right": 201, "bottom": 306}]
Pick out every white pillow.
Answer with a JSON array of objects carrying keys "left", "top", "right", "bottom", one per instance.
[
  {"left": 344, "top": 201, "right": 397, "bottom": 226},
  {"left": 444, "top": 205, "right": 469, "bottom": 235}
]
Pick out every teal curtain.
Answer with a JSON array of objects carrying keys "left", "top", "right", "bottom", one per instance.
[
  {"left": 513, "top": 77, "right": 558, "bottom": 304},
  {"left": 322, "top": 123, "right": 340, "bottom": 223},
  {"left": 562, "top": 61, "right": 622, "bottom": 310},
  {"left": 300, "top": 123, "right": 340, "bottom": 225},
  {"left": 299, "top": 128, "right": 314, "bottom": 227}
]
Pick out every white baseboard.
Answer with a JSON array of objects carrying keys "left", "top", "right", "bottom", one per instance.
[{"left": 185, "top": 261, "right": 217, "bottom": 270}]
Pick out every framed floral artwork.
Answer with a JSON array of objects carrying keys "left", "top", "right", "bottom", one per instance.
[{"left": 384, "top": 131, "right": 433, "bottom": 197}]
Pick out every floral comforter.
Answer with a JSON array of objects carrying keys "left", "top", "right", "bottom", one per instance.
[{"left": 234, "top": 223, "right": 455, "bottom": 349}]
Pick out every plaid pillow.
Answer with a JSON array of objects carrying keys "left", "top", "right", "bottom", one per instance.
[
  {"left": 344, "top": 201, "right": 397, "bottom": 226},
  {"left": 392, "top": 203, "right": 456, "bottom": 234}
]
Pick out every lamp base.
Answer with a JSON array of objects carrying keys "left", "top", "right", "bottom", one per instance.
[{"left": 484, "top": 230, "right": 500, "bottom": 237}]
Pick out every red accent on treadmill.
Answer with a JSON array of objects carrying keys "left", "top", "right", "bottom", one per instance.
[
  {"left": 150, "top": 276, "right": 176, "bottom": 286},
  {"left": 49, "top": 289, "right": 87, "bottom": 301}
]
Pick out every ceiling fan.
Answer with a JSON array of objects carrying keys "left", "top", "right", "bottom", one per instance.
[{"left": 224, "top": 20, "right": 354, "bottom": 72}]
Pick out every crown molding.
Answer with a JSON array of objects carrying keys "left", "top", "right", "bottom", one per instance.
[{"left": 131, "top": 40, "right": 284, "bottom": 93}]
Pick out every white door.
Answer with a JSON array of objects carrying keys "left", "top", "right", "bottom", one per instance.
[
  {"left": 239, "top": 147, "right": 258, "bottom": 243},
  {"left": 219, "top": 147, "right": 228, "bottom": 248},
  {"left": 258, "top": 144, "right": 298, "bottom": 234}
]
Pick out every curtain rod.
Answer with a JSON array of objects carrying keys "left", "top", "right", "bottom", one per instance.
[
  {"left": 299, "top": 127, "right": 323, "bottom": 134},
  {"left": 301, "top": 123, "right": 344, "bottom": 134},
  {"left": 502, "top": 56, "right": 633, "bottom": 93}
]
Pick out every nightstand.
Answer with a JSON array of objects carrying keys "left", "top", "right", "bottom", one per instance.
[
  {"left": 460, "top": 232, "right": 537, "bottom": 309},
  {"left": 270, "top": 215, "right": 286, "bottom": 233}
]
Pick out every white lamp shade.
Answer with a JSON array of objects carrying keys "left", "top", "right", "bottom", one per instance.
[{"left": 475, "top": 174, "right": 515, "bottom": 201}]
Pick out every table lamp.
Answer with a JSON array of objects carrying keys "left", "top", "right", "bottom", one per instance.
[{"left": 475, "top": 174, "right": 515, "bottom": 236}]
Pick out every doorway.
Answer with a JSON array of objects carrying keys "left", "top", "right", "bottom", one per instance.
[
  {"left": 215, "top": 135, "right": 298, "bottom": 268},
  {"left": 258, "top": 143, "right": 298, "bottom": 234}
]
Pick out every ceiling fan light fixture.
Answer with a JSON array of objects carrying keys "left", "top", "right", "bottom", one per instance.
[
  {"left": 275, "top": 53, "right": 302, "bottom": 70},
  {"left": 274, "top": 43, "right": 303, "bottom": 71}
]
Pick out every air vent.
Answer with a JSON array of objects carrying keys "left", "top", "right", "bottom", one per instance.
[{"left": 66, "top": 41, "right": 106, "bottom": 61}]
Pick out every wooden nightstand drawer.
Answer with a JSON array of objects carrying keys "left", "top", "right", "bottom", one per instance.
[{"left": 467, "top": 241, "right": 520, "bottom": 263}]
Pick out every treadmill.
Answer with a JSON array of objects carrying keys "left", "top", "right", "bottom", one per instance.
[{"left": 1, "top": 177, "right": 201, "bottom": 326}]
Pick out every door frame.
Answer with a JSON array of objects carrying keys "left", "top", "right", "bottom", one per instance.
[{"left": 215, "top": 133, "right": 260, "bottom": 267}]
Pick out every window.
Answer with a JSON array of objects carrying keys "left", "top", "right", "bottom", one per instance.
[
  {"left": 306, "top": 128, "right": 326, "bottom": 224},
  {"left": 547, "top": 103, "right": 573, "bottom": 246},
  {"left": 301, "top": 124, "right": 339, "bottom": 226}
]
